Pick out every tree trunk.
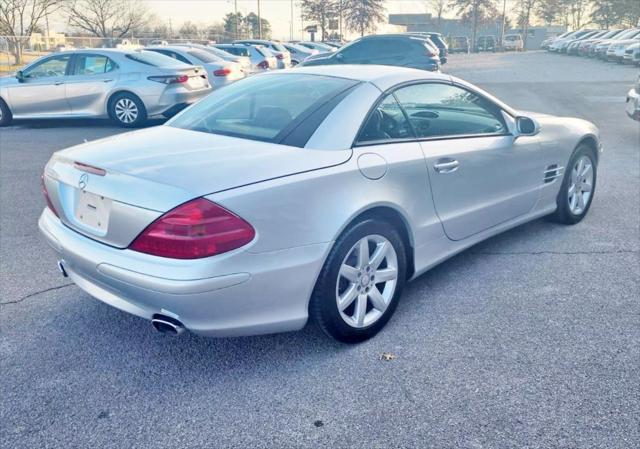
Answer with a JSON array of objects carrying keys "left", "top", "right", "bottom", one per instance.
[{"left": 472, "top": 2, "right": 479, "bottom": 51}]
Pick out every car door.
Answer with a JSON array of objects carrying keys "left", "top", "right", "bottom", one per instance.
[
  {"left": 353, "top": 93, "right": 440, "bottom": 241},
  {"left": 65, "top": 53, "right": 118, "bottom": 116},
  {"left": 7, "top": 54, "right": 72, "bottom": 116},
  {"left": 393, "top": 82, "right": 542, "bottom": 241}
]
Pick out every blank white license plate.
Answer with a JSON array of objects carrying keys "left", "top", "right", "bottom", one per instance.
[{"left": 75, "top": 191, "right": 111, "bottom": 231}]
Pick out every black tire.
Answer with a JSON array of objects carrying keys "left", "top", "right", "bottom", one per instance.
[
  {"left": 108, "top": 92, "right": 147, "bottom": 128},
  {"left": 310, "top": 218, "right": 407, "bottom": 343},
  {"left": 0, "top": 98, "right": 13, "bottom": 127},
  {"left": 551, "top": 143, "right": 597, "bottom": 225}
]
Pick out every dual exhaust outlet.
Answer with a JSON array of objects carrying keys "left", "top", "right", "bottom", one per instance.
[
  {"left": 151, "top": 314, "right": 185, "bottom": 336},
  {"left": 57, "top": 260, "right": 186, "bottom": 336}
]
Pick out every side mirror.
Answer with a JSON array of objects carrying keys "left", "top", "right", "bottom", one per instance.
[
  {"left": 16, "top": 70, "right": 24, "bottom": 82},
  {"left": 515, "top": 116, "right": 539, "bottom": 136},
  {"left": 335, "top": 53, "right": 343, "bottom": 61}
]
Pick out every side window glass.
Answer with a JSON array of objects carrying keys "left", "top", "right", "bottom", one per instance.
[
  {"left": 73, "top": 55, "right": 116, "bottom": 75},
  {"left": 23, "top": 55, "right": 71, "bottom": 79},
  {"left": 357, "top": 94, "right": 414, "bottom": 144},
  {"left": 394, "top": 83, "right": 506, "bottom": 138}
]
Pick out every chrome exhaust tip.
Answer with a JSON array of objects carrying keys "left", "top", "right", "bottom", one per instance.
[{"left": 151, "top": 315, "right": 185, "bottom": 336}]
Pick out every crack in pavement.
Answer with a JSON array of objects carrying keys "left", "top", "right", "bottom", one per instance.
[
  {"left": 1, "top": 283, "right": 74, "bottom": 306},
  {"left": 471, "top": 249, "right": 638, "bottom": 256}
]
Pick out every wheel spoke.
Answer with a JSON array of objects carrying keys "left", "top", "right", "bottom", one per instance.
[
  {"left": 568, "top": 183, "right": 576, "bottom": 195},
  {"left": 338, "top": 285, "right": 358, "bottom": 312},
  {"left": 581, "top": 162, "right": 592, "bottom": 178},
  {"left": 569, "top": 192, "right": 578, "bottom": 211},
  {"left": 369, "top": 241, "right": 389, "bottom": 270},
  {"left": 357, "top": 238, "right": 369, "bottom": 268},
  {"left": 340, "top": 264, "right": 359, "bottom": 283},
  {"left": 375, "top": 267, "right": 397, "bottom": 282},
  {"left": 368, "top": 287, "right": 387, "bottom": 313},
  {"left": 354, "top": 294, "right": 368, "bottom": 327},
  {"left": 581, "top": 182, "right": 592, "bottom": 193},
  {"left": 577, "top": 191, "right": 586, "bottom": 210},
  {"left": 576, "top": 158, "right": 584, "bottom": 178}
]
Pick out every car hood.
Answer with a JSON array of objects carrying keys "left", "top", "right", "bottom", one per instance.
[
  {"left": 49, "top": 126, "right": 352, "bottom": 211},
  {"left": 0, "top": 76, "right": 18, "bottom": 86}
]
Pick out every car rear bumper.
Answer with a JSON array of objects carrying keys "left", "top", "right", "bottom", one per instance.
[
  {"left": 39, "top": 208, "right": 330, "bottom": 337},
  {"left": 626, "top": 88, "right": 640, "bottom": 121},
  {"left": 144, "top": 87, "right": 213, "bottom": 117}
]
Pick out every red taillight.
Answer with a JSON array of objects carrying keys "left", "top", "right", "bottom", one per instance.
[
  {"left": 147, "top": 74, "right": 189, "bottom": 84},
  {"left": 41, "top": 174, "right": 59, "bottom": 217},
  {"left": 128, "top": 198, "right": 255, "bottom": 259},
  {"left": 213, "top": 67, "right": 231, "bottom": 76},
  {"left": 257, "top": 60, "right": 269, "bottom": 69},
  {"left": 276, "top": 53, "right": 284, "bottom": 60}
]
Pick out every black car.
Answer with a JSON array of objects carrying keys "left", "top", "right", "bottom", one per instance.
[
  {"left": 300, "top": 34, "right": 441, "bottom": 72},
  {"left": 405, "top": 32, "right": 448, "bottom": 63},
  {"left": 475, "top": 35, "right": 496, "bottom": 52}
]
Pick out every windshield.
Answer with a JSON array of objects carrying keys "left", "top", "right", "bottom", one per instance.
[
  {"left": 126, "top": 51, "right": 188, "bottom": 67},
  {"left": 168, "top": 74, "right": 357, "bottom": 142}
]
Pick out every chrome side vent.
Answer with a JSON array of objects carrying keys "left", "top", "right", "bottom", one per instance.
[{"left": 544, "top": 164, "right": 563, "bottom": 183}]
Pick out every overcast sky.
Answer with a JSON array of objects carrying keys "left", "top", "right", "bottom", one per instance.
[
  {"left": 145, "top": 0, "right": 432, "bottom": 39},
  {"left": 48, "top": 0, "right": 518, "bottom": 40}
]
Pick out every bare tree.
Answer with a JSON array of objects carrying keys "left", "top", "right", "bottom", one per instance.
[
  {"left": 66, "top": 0, "right": 149, "bottom": 45},
  {"left": 0, "top": 0, "right": 63, "bottom": 64},
  {"left": 344, "top": 0, "right": 385, "bottom": 36},
  {"left": 429, "top": 0, "right": 449, "bottom": 32},
  {"left": 450, "top": 0, "right": 498, "bottom": 49},
  {"left": 516, "top": 0, "right": 537, "bottom": 50},
  {"left": 301, "top": 0, "right": 338, "bottom": 41}
]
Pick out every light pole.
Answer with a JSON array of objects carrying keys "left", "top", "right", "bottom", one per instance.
[
  {"left": 257, "top": 0, "right": 262, "bottom": 39},
  {"left": 500, "top": 0, "right": 507, "bottom": 51},
  {"left": 290, "top": 0, "right": 294, "bottom": 41}
]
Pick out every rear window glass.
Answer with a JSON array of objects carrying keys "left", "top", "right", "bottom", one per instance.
[
  {"left": 187, "top": 49, "right": 222, "bottom": 63},
  {"left": 168, "top": 74, "right": 358, "bottom": 143},
  {"left": 255, "top": 46, "right": 272, "bottom": 57},
  {"left": 125, "top": 51, "right": 187, "bottom": 67}
]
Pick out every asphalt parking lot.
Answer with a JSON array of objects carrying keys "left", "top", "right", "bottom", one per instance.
[{"left": 1, "top": 51, "right": 639, "bottom": 448}]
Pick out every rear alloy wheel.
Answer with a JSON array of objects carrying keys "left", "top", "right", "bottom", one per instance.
[
  {"left": 551, "top": 144, "right": 597, "bottom": 224},
  {"left": 109, "top": 93, "right": 147, "bottom": 128},
  {"left": 0, "top": 98, "right": 12, "bottom": 127},
  {"left": 311, "top": 219, "right": 406, "bottom": 343}
]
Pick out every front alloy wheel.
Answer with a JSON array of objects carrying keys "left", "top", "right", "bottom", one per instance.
[
  {"left": 551, "top": 143, "right": 597, "bottom": 224},
  {"left": 311, "top": 218, "right": 406, "bottom": 343}
]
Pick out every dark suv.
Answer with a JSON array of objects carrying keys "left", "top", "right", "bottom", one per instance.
[
  {"left": 300, "top": 34, "right": 441, "bottom": 72},
  {"left": 475, "top": 35, "right": 497, "bottom": 52},
  {"left": 405, "top": 32, "right": 448, "bottom": 63}
]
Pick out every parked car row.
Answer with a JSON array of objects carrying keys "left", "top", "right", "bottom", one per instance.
[
  {"left": 0, "top": 32, "right": 454, "bottom": 128},
  {"left": 543, "top": 28, "right": 640, "bottom": 64},
  {"left": 449, "top": 34, "right": 524, "bottom": 53}
]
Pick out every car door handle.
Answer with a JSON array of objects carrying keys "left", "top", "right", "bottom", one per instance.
[
  {"left": 54, "top": 81, "right": 64, "bottom": 85},
  {"left": 102, "top": 79, "right": 114, "bottom": 83},
  {"left": 434, "top": 159, "right": 460, "bottom": 173}
]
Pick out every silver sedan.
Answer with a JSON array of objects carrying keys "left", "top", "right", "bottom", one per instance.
[
  {"left": 0, "top": 49, "right": 213, "bottom": 127},
  {"left": 39, "top": 65, "right": 601, "bottom": 342}
]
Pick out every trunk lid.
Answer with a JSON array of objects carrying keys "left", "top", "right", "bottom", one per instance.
[{"left": 45, "top": 126, "right": 351, "bottom": 246}]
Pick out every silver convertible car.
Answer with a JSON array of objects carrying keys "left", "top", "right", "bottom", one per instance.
[
  {"left": 39, "top": 65, "right": 601, "bottom": 342},
  {"left": 0, "top": 49, "right": 212, "bottom": 127}
]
